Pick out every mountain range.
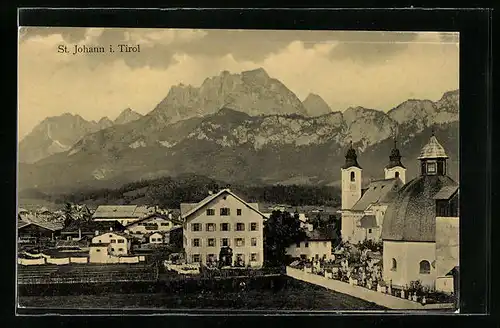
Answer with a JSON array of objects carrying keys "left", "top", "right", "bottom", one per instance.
[
  {"left": 19, "top": 108, "right": 143, "bottom": 164},
  {"left": 18, "top": 68, "right": 459, "bottom": 194}
]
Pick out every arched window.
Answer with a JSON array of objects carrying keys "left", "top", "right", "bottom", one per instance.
[
  {"left": 395, "top": 172, "right": 400, "bottom": 178},
  {"left": 391, "top": 258, "right": 397, "bottom": 271},
  {"left": 350, "top": 171, "right": 355, "bottom": 182},
  {"left": 419, "top": 260, "right": 431, "bottom": 274}
]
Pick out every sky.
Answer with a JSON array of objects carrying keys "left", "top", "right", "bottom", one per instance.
[{"left": 18, "top": 28, "right": 459, "bottom": 140}]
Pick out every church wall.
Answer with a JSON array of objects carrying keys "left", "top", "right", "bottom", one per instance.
[
  {"left": 384, "top": 167, "right": 406, "bottom": 185},
  {"left": 383, "top": 240, "right": 436, "bottom": 289},
  {"left": 341, "top": 211, "right": 363, "bottom": 243},
  {"left": 435, "top": 216, "right": 459, "bottom": 277}
]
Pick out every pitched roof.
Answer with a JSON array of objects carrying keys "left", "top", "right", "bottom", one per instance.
[
  {"left": 92, "top": 205, "right": 153, "bottom": 219},
  {"left": 305, "top": 229, "right": 331, "bottom": 241},
  {"left": 93, "top": 230, "right": 132, "bottom": 239},
  {"left": 180, "top": 203, "right": 198, "bottom": 216},
  {"left": 359, "top": 215, "right": 378, "bottom": 228},
  {"left": 181, "top": 189, "right": 267, "bottom": 221},
  {"left": 350, "top": 178, "right": 402, "bottom": 211},
  {"left": 61, "top": 220, "right": 125, "bottom": 234},
  {"left": 18, "top": 218, "right": 63, "bottom": 231},
  {"left": 382, "top": 175, "right": 458, "bottom": 242},
  {"left": 124, "top": 213, "right": 173, "bottom": 227},
  {"left": 433, "top": 185, "right": 459, "bottom": 200},
  {"left": 418, "top": 135, "right": 448, "bottom": 159}
]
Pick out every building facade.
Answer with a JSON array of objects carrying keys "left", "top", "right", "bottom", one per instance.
[{"left": 182, "top": 189, "right": 265, "bottom": 268}]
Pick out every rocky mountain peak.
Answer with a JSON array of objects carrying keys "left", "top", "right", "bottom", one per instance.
[
  {"left": 114, "top": 108, "right": 143, "bottom": 125},
  {"left": 303, "top": 93, "right": 332, "bottom": 117}
]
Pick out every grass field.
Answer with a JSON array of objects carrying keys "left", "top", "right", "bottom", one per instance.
[{"left": 18, "top": 277, "right": 386, "bottom": 311}]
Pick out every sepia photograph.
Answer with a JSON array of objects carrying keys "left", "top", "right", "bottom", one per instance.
[{"left": 17, "top": 27, "right": 459, "bottom": 313}]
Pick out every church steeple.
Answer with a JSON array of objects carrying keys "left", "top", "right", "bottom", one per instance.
[
  {"left": 384, "top": 138, "right": 407, "bottom": 184},
  {"left": 386, "top": 138, "right": 405, "bottom": 169},
  {"left": 342, "top": 141, "right": 362, "bottom": 169}
]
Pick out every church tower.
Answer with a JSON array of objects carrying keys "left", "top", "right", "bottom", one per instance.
[
  {"left": 341, "top": 141, "right": 362, "bottom": 210},
  {"left": 418, "top": 131, "right": 448, "bottom": 176},
  {"left": 384, "top": 138, "right": 407, "bottom": 184}
]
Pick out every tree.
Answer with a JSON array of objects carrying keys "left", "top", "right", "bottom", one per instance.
[{"left": 263, "top": 210, "right": 307, "bottom": 267}]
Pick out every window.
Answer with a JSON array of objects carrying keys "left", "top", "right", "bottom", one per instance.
[
  {"left": 160, "top": 223, "right": 169, "bottom": 226},
  {"left": 98, "top": 239, "right": 102, "bottom": 243},
  {"left": 192, "top": 254, "right": 200, "bottom": 263},
  {"left": 323, "top": 242, "right": 327, "bottom": 247},
  {"left": 235, "top": 238, "right": 245, "bottom": 247},
  {"left": 296, "top": 242, "right": 301, "bottom": 248},
  {"left": 192, "top": 238, "right": 200, "bottom": 247},
  {"left": 111, "top": 248, "right": 115, "bottom": 252},
  {"left": 220, "top": 208, "right": 230, "bottom": 216},
  {"left": 96, "top": 249, "right": 101, "bottom": 252},
  {"left": 427, "top": 162, "right": 437, "bottom": 174},
  {"left": 315, "top": 254, "right": 319, "bottom": 260},
  {"left": 437, "top": 161, "right": 445, "bottom": 175},
  {"left": 118, "top": 248, "right": 123, "bottom": 251},
  {"left": 350, "top": 171, "right": 355, "bottom": 182},
  {"left": 250, "top": 253, "right": 258, "bottom": 262},
  {"left": 419, "top": 260, "right": 431, "bottom": 274},
  {"left": 221, "top": 238, "right": 229, "bottom": 247},
  {"left": 220, "top": 223, "right": 230, "bottom": 231},
  {"left": 236, "top": 223, "right": 245, "bottom": 231},
  {"left": 206, "top": 223, "right": 216, "bottom": 232},
  {"left": 305, "top": 242, "right": 309, "bottom": 248},
  {"left": 251, "top": 238, "right": 257, "bottom": 247},
  {"left": 391, "top": 258, "right": 397, "bottom": 271},
  {"left": 191, "top": 223, "right": 201, "bottom": 231},
  {"left": 395, "top": 172, "right": 400, "bottom": 178},
  {"left": 151, "top": 238, "right": 156, "bottom": 242},
  {"left": 109, "top": 234, "right": 113, "bottom": 238},
  {"left": 206, "top": 254, "right": 215, "bottom": 262},
  {"left": 208, "top": 238, "right": 216, "bottom": 247},
  {"left": 250, "top": 222, "right": 258, "bottom": 231},
  {"left": 110, "top": 239, "right": 116, "bottom": 243},
  {"left": 237, "top": 209, "right": 242, "bottom": 216},
  {"left": 206, "top": 209, "right": 215, "bottom": 216},
  {"left": 368, "top": 228, "right": 372, "bottom": 233},
  {"left": 118, "top": 239, "right": 124, "bottom": 243}
]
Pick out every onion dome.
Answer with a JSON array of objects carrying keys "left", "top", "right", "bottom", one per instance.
[
  {"left": 342, "top": 141, "right": 362, "bottom": 169},
  {"left": 418, "top": 133, "right": 448, "bottom": 160},
  {"left": 386, "top": 139, "right": 405, "bottom": 169}
]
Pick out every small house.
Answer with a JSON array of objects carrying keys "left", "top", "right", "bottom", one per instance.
[
  {"left": 91, "top": 230, "right": 132, "bottom": 256},
  {"left": 286, "top": 230, "right": 334, "bottom": 262},
  {"left": 92, "top": 205, "right": 154, "bottom": 226},
  {"left": 146, "top": 232, "right": 165, "bottom": 244}
]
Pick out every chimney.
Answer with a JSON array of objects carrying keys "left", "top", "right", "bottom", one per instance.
[
  {"left": 109, "top": 227, "right": 113, "bottom": 232},
  {"left": 95, "top": 230, "right": 99, "bottom": 236},
  {"left": 208, "top": 190, "right": 213, "bottom": 195}
]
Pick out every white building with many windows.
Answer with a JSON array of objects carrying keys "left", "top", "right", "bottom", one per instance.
[{"left": 181, "top": 189, "right": 266, "bottom": 268}]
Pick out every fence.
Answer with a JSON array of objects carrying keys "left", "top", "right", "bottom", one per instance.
[
  {"left": 18, "top": 258, "right": 46, "bottom": 265},
  {"left": 286, "top": 267, "right": 455, "bottom": 311}
]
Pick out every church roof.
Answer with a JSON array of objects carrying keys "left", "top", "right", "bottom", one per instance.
[
  {"left": 360, "top": 215, "right": 378, "bottom": 228},
  {"left": 382, "top": 175, "right": 458, "bottom": 242},
  {"left": 418, "top": 135, "right": 448, "bottom": 160},
  {"left": 350, "top": 178, "right": 402, "bottom": 211},
  {"left": 433, "top": 185, "right": 459, "bottom": 200}
]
